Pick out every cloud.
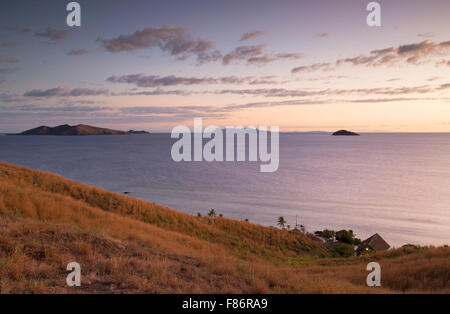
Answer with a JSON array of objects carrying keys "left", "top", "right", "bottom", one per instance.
[
  {"left": 435, "top": 59, "right": 450, "bottom": 67},
  {"left": 5, "top": 26, "right": 31, "bottom": 33},
  {"left": 99, "top": 25, "right": 301, "bottom": 67},
  {"left": 211, "top": 83, "right": 450, "bottom": 98},
  {"left": 24, "top": 87, "right": 109, "bottom": 97},
  {"left": 107, "top": 74, "right": 279, "bottom": 87},
  {"left": 34, "top": 27, "right": 70, "bottom": 42},
  {"left": 120, "top": 105, "right": 222, "bottom": 115},
  {"left": 1, "top": 104, "right": 112, "bottom": 113},
  {"left": 107, "top": 81, "right": 450, "bottom": 99},
  {"left": 123, "top": 89, "right": 194, "bottom": 96},
  {"left": 240, "top": 31, "right": 265, "bottom": 41},
  {"left": 98, "top": 25, "right": 221, "bottom": 63},
  {"left": 316, "top": 32, "right": 328, "bottom": 38},
  {"left": 417, "top": 32, "right": 434, "bottom": 39},
  {"left": 223, "top": 96, "right": 450, "bottom": 111},
  {"left": 67, "top": 49, "right": 87, "bottom": 56},
  {"left": 222, "top": 44, "right": 267, "bottom": 65},
  {"left": 292, "top": 39, "right": 450, "bottom": 73},
  {"left": 436, "top": 83, "right": 450, "bottom": 90},
  {"left": 247, "top": 53, "right": 303, "bottom": 65},
  {"left": 223, "top": 44, "right": 302, "bottom": 65},
  {"left": 348, "top": 97, "right": 423, "bottom": 103},
  {"left": 0, "top": 92, "right": 23, "bottom": 103},
  {"left": 292, "top": 62, "right": 333, "bottom": 73}
]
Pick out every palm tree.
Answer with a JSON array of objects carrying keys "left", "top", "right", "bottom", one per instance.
[
  {"left": 208, "top": 208, "right": 217, "bottom": 218},
  {"left": 277, "top": 216, "right": 286, "bottom": 229}
]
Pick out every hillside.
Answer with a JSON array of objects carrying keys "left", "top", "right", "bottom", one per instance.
[
  {"left": 9, "top": 124, "right": 130, "bottom": 136},
  {"left": 0, "top": 161, "right": 448, "bottom": 293}
]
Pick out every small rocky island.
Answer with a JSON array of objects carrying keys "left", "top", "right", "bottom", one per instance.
[
  {"left": 332, "top": 130, "right": 360, "bottom": 136},
  {"left": 128, "top": 130, "right": 150, "bottom": 134},
  {"left": 9, "top": 124, "right": 131, "bottom": 136}
]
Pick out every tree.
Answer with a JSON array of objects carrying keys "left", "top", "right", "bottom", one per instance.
[
  {"left": 208, "top": 208, "right": 217, "bottom": 218},
  {"left": 335, "top": 229, "right": 361, "bottom": 245},
  {"left": 315, "top": 229, "right": 335, "bottom": 241},
  {"left": 277, "top": 216, "right": 286, "bottom": 229},
  {"left": 197, "top": 212, "right": 202, "bottom": 217}
]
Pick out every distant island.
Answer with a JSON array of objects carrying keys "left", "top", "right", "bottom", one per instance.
[
  {"left": 332, "top": 130, "right": 360, "bottom": 136},
  {"left": 128, "top": 130, "right": 150, "bottom": 134},
  {"left": 9, "top": 124, "right": 131, "bottom": 136}
]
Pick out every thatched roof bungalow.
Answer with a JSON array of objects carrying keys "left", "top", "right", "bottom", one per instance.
[{"left": 357, "top": 233, "right": 390, "bottom": 255}]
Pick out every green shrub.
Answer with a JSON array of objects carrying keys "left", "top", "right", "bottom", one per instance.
[{"left": 331, "top": 243, "right": 355, "bottom": 257}]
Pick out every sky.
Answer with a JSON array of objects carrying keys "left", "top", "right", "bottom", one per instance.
[{"left": 0, "top": 0, "right": 449, "bottom": 133}]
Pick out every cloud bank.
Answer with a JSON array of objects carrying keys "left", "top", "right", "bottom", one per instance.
[
  {"left": 98, "top": 26, "right": 221, "bottom": 63},
  {"left": 293, "top": 39, "right": 450, "bottom": 73}
]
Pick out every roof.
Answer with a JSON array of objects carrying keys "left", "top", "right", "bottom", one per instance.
[{"left": 358, "top": 233, "right": 390, "bottom": 251}]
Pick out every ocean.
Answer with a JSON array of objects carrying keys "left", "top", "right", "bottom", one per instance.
[{"left": 1, "top": 133, "right": 449, "bottom": 247}]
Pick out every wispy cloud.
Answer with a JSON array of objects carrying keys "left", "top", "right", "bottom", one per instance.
[
  {"left": 240, "top": 31, "right": 265, "bottom": 42},
  {"left": 247, "top": 53, "right": 303, "bottom": 65},
  {"left": 435, "top": 59, "right": 450, "bottom": 67},
  {"left": 417, "top": 32, "right": 434, "bottom": 39},
  {"left": 24, "top": 87, "right": 109, "bottom": 97},
  {"left": 24, "top": 81, "right": 450, "bottom": 100},
  {"left": 67, "top": 49, "right": 87, "bottom": 56},
  {"left": 212, "top": 84, "right": 450, "bottom": 98},
  {"left": 427, "top": 76, "right": 441, "bottom": 81},
  {"left": 316, "top": 32, "right": 328, "bottom": 38},
  {"left": 5, "top": 26, "right": 31, "bottom": 33},
  {"left": 292, "top": 39, "right": 450, "bottom": 73},
  {"left": 223, "top": 44, "right": 301, "bottom": 65},
  {"left": 222, "top": 44, "right": 267, "bottom": 65},
  {"left": 34, "top": 27, "right": 70, "bottom": 43},
  {"left": 98, "top": 25, "right": 221, "bottom": 63},
  {"left": 106, "top": 74, "right": 279, "bottom": 87},
  {"left": 292, "top": 62, "right": 333, "bottom": 73},
  {"left": 0, "top": 104, "right": 112, "bottom": 113}
]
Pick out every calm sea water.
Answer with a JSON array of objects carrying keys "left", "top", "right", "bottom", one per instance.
[{"left": 0, "top": 133, "right": 449, "bottom": 247}]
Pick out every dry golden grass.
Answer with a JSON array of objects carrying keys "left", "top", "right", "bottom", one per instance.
[{"left": 0, "top": 161, "right": 448, "bottom": 294}]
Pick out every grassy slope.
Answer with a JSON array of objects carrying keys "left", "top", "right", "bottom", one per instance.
[{"left": 0, "top": 162, "right": 448, "bottom": 293}]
